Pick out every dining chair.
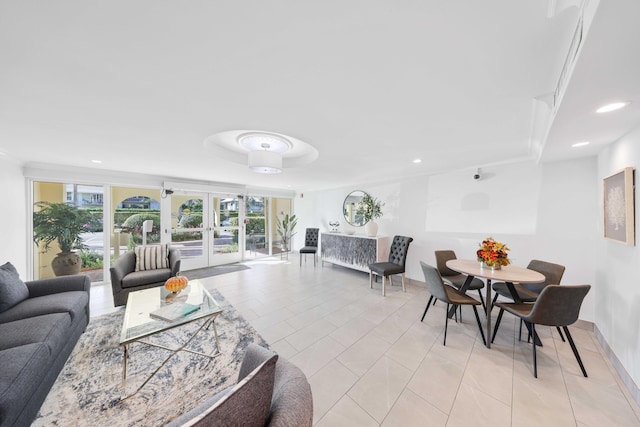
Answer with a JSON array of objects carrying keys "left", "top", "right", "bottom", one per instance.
[
  {"left": 299, "top": 228, "right": 319, "bottom": 267},
  {"left": 491, "top": 259, "right": 565, "bottom": 341},
  {"left": 491, "top": 284, "right": 591, "bottom": 378},
  {"left": 419, "top": 261, "right": 486, "bottom": 346},
  {"left": 369, "top": 235, "right": 413, "bottom": 296},
  {"left": 435, "top": 250, "right": 486, "bottom": 311}
]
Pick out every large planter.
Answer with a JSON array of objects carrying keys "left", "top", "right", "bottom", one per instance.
[
  {"left": 51, "top": 252, "right": 82, "bottom": 276},
  {"left": 365, "top": 220, "right": 378, "bottom": 237}
]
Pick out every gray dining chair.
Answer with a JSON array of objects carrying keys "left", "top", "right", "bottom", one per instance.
[
  {"left": 492, "top": 284, "right": 591, "bottom": 378},
  {"left": 491, "top": 259, "right": 565, "bottom": 341},
  {"left": 369, "top": 235, "right": 413, "bottom": 296},
  {"left": 420, "top": 261, "right": 486, "bottom": 346},
  {"left": 299, "top": 228, "right": 319, "bottom": 267},
  {"left": 435, "top": 250, "right": 486, "bottom": 311}
]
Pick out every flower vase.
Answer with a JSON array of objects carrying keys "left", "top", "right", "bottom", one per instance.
[
  {"left": 365, "top": 220, "right": 378, "bottom": 237},
  {"left": 481, "top": 261, "right": 501, "bottom": 271}
]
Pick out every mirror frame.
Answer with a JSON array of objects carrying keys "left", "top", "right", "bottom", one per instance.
[{"left": 343, "top": 190, "right": 368, "bottom": 227}]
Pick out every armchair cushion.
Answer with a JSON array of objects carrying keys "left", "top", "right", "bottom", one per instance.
[
  {"left": 135, "top": 244, "right": 170, "bottom": 271},
  {"left": 0, "top": 262, "right": 29, "bottom": 313}
]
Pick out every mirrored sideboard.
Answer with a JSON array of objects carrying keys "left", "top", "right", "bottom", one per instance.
[{"left": 320, "top": 233, "right": 390, "bottom": 273}]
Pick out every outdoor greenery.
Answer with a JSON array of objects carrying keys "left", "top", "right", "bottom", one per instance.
[
  {"left": 33, "top": 202, "right": 101, "bottom": 253},
  {"left": 121, "top": 212, "right": 161, "bottom": 245},
  {"left": 81, "top": 251, "right": 104, "bottom": 269},
  {"left": 178, "top": 212, "right": 203, "bottom": 228}
]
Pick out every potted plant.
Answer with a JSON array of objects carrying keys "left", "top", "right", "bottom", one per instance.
[
  {"left": 276, "top": 213, "right": 297, "bottom": 252},
  {"left": 360, "top": 193, "right": 384, "bottom": 236},
  {"left": 33, "top": 202, "right": 101, "bottom": 276}
]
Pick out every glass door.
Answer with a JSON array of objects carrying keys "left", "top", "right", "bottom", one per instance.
[
  {"left": 210, "top": 194, "right": 242, "bottom": 265},
  {"left": 244, "top": 195, "right": 268, "bottom": 259},
  {"left": 165, "top": 192, "right": 244, "bottom": 270},
  {"left": 168, "top": 192, "right": 208, "bottom": 270}
]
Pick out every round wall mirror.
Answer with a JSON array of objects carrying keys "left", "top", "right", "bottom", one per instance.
[{"left": 343, "top": 190, "right": 368, "bottom": 226}]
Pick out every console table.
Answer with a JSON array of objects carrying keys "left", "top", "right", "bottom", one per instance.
[{"left": 321, "top": 233, "right": 390, "bottom": 273}]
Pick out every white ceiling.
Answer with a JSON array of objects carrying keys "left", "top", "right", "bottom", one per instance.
[{"left": 1, "top": 0, "right": 639, "bottom": 192}]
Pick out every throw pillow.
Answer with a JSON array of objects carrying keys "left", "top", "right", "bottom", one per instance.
[
  {"left": 0, "top": 262, "right": 30, "bottom": 313},
  {"left": 184, "top": 353, "right": 278, "bottom": 427},
  {"left": 134, "top": 244, "right": 170, "bottom": 272}
]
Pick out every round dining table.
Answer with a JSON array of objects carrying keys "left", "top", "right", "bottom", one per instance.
[{"left": 445, "top": 259, "right": 545, "bottom": 348}]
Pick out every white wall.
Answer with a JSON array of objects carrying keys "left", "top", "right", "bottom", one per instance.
[
  {"left": 597, "top": 124, "right": 640, "bottom": 395},
  {"left": 0, "top": 157, "right": 27, "bottom": 276},
  {"left": 298, "top": 158, "right": 598, "bottom": 323}
]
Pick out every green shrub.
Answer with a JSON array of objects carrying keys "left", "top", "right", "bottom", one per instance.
[
  {"left": 122, "top": 213, "right": 161, "bottom": 246},
  {"left": 178, "top": 212, "right": 203, "bottom": 228},
  {"left": 81, "top": 251, "right": 104, "bottom": 269}
]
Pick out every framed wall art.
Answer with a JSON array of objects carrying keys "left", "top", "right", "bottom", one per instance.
[{"left": 603, "top": 167, "right": 635, "bottom": 245}]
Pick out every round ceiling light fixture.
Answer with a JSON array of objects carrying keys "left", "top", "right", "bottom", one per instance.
[{"left": 203, "top": 130, "right": 319, "bottom": 174}]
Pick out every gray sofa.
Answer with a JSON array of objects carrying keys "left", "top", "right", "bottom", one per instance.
[
  {"left": 166, "top": 343, "right": 313, "bottom": 427},
  {"left": 109, "top": 246, "right": 181, "bottom": 306},
  {"left": 0, "top": 262, "right": 90, "bottom": 427}
]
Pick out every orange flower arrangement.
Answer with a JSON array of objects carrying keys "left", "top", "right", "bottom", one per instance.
[{"left": 477, "top": 237, "right": 510, "bottom": 268}]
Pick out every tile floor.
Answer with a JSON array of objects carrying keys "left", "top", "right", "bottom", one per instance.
[{"left": 91, "top": 256, "right": 640, "bottom": 426}]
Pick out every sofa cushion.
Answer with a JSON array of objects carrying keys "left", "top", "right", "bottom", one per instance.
[
  {"left": 135, "top": 244, "right": 170, "bottom": 272},
  {"left": 0, "top": 262, "right": 29, "bottom": 313},
  {"left": 178, "top": 352, "right": 278, "bottom": 427},
  {"left": 0, "top": 313, "right": 71, "bottom": 356},
  {"left": 0, "top": 291, "right": 88, "bottom": 325},
  {"left": 0, "top": 343, "right": 51, "bottom": 426},
  {"left": 121, "top": 269, "right": 172, "bottom": 289}
]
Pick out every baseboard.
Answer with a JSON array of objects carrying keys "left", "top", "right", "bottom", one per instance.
[
  {"left": 572, "top": 319, "right": 593, "bottom": 331},
  {"left": 594, "top": 325, "right": 640, "bottom": 407}
]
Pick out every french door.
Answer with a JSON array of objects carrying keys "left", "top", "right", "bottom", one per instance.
[{"left": 164, "top": 192, "right": 243, "bottom": 270}]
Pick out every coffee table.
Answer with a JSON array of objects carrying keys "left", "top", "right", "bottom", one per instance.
[{"left": 119, "top": 280, "right": 223, "bottom": 398}]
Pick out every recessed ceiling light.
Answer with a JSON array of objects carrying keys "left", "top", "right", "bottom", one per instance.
[
  {"left": 91, "top": 159, "right": 102, "bottom": 164},
  {"left": 596, "top": 102, "right": 630, "bottom": 113},
  {"left": 572, "top": 142, "right": 590, "bottom": 148},
  {"left": 413, "top": 158, "right": 422, "bottom": 164}
]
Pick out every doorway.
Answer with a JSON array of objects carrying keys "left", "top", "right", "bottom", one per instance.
[{"left": 165, "top": 192, "right": 243, "bottom": 270}]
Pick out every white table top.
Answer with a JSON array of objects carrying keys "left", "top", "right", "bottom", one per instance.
[{"left": 446, "top": 259, "right": 545, "bottom": 283}]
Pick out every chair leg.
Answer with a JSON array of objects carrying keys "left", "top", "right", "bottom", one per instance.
[
  {"left": 401, "top": 273, "right": 406, "bottom": 292},
  {"left": 444, "top": 304, "right": 449, "bottom": 345},
  {"left": 300, "top": 253, "right": 302, "bottom": 266},
  {"left": 369, "top": 271, "right": 373, "bottom": 289},
  {"left": 491, "top": 308, "right": 505, "bottom": 344},
  {"left": 556, "top": 326, "right": 566, "bottom": 342},
  {"left": 519, "top": 319, "right": 523, "bottom": 341},
  {"left": 492, "top": 293, "right": 499, "bottom": 306},
  {"left": 382, "top": 276, "right": 386, "bottom": 296},
  {"left": 421, "top": 295, "right": 434, "bottom": 321},
  {"left": 477, "top": 289, "right": 486, "bottom": 312},
  {"left": 563, "top": 326, "right": 588, "bottom": 377},
  {"left": 530, "top": 322, "right": 538, "bottom": 378},
  {"left": 472, "top": 305, "right": 487, "bottom": 346}
]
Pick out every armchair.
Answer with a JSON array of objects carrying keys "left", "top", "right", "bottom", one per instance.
[{"left": 110, "top": 245, "right": 181, "bottom": 306}]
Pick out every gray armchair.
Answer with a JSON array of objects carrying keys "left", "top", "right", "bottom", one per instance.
[
  {"left": 109, "top": 245, "right": 181, "bottom": 306},
  {"left": 165, "top": 343, "right": 313, "bottom": 427}
]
